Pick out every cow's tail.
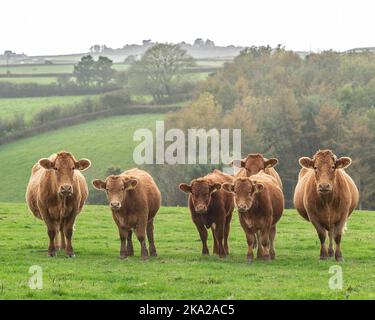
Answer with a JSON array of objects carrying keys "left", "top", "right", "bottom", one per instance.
[{"left": 55, "top": 230, "right": 63, "bottom": 250}]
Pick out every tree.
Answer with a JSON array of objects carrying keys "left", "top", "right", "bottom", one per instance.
[
  {"left": 128, "top": 43, "right": 195, "bottom": 101},
  {"left": 94, "top": 56, "right": 116, "bottom": 86},
  {"left": 73, "top": 55, "right": 95, "bottom": 87}
]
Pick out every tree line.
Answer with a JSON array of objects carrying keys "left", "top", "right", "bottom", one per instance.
[{"left": 162, "top": 46, "right": 375, "bottom": 209}]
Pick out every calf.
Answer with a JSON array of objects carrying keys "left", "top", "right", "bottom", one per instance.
[
  {"left": 26, "top": 151, "right": 91, "bottom": 257},
  {"left": 179, "top": 169, "right": 234, "bottom": 258},
  {"left": 93, "top": 168, "right": 161, "bottom": 260},
  {"left": 293, "top": 150, "right": 359, "bottom": 261},
  {"left": 222, "top": 172, "right": 284, "bottom": 263},
  {"left": 232, "top": 153, "right": 282, "bottom": 189}
]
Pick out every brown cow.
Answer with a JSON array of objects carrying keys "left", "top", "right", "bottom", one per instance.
[
  {"left": 92, "top": 168, "right": 161, "bottom": 260},
  {"left": 179, "top": 169, "right": 234, "bottom": 258},
  {"left": 232, "top": 153, "right": 282, "bottom": 189},
  {"left": 26, "top": 151, "right": 91, "bottom": 257},
  {"left": 222, "top": 171, "right": 284, "bottom": 263},
  {"left": 293, "top": 149, "right": 359, "bottom": 261}
]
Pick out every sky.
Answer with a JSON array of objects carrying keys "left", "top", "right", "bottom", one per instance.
[{"left": 1, "top": 0, "right": 374, "bottom": 56}]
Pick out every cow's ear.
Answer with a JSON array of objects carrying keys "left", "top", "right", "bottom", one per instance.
[
  {"left": 299, "top": 157, "right": 314, "bottom": 169},
  {"left": 335, "top": 157, "right": 352, "bottom": 169},
  {"left": 222, "top": 183, "right": 235, "bottom": 193},
  {"left": 92, "top": 179, "right": 106, "bottom": 190},
  {"left": 75, "top": 159, "right": 91, "bottom": 171},
  {"left": 209, "top": 183, "right": 221, "bottom": 194},
  {"left": 254, "top": 182, "right": 264, "bottom": 193},
  {"left": 179, "top": 183, "right": 192, "bottom": 194},
  {"left": 264, "top": 158, "right": 278, "bottom": 168},
  {"left": 124, "top": 178, "right": 138, "bottom": 190},
  {"left": 39, "top": 158, "right": 54, "bottom": 170},
  {"left": 231, "top": 159, "right": 245, "bottom": 168}
]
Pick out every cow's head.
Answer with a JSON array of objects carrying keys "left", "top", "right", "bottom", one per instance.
[
  {"left": 222, "top": 177, "right": 264, "bottom": 213},
  {"left": 179, "top": 178, "right": 221, "bottom": 214},
  {"left": 39, "top": 151, "right": 91, "bottom": 197},
  {"left": 299, "top": 149, "right": 352, "bottom": 195},
  {"left": 92, "top": 175, "right": 138, "bottom": 210},
  {"left": 232, "top": 153, "right": 278, "bottom": 176}
]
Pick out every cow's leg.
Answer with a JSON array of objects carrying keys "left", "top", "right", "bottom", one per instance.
[
  {"left": 119, "top": 227, "right": 129, "bottom": 259},
  {"left": 211, "top": 227, "right": 219, "bottom": 255},
  {"left": 42, "top": 213, "right": 57, "bottom": 257},
  {"left": 147, "top": 219, "right": 157, "bottom": 257},
  {"left": 224, "top": 213, "right": 232, "bottom": 255},
  {"left": 54, "top": 224, "right": 66, "bottom": 251},
  {"left": 214, "top": 218, "right": 226, "bottom": 258},
  {"left": 333, "top": 219, "right": 347, "bottom": 262},
  {"left": 259, "top": 227, "right": 271, "bottom": 261},
  {"left": 256, "top": 231, "right": 263, "bottom": 259},
  {"left": 126, "top": 229, "right": 134, "bottom": 256},
  {"left": 239, "top": 217, "right": 255, "bottom": 263},
  {"left": 245, "top": 231, "right": 256, "bottom": 264},
  {"left": 328, "top": 229, "right": 334, "bottom": 258},
  {"left": 63, "top": 215, "right": 77, "bottom": 257},
  {"left": 269, "top": 226, "right": 276, "bottom": 260},
  {"left": 193, "top": 217, "right": 209, "bottom": 255},
  {"left": 311, "top": 219, "right": 328, "bottom": 260},
  {"left": 135, "top": 221, "right": 149, "bottom": 260}
]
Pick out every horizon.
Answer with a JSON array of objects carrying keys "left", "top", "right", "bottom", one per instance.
[{"left": 1, "top": 0, "right": 375, "bottom": 56}]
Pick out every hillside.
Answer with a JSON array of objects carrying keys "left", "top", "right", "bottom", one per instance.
[{"left": 0, "top": 113, "right": 163, "bottom": 202}]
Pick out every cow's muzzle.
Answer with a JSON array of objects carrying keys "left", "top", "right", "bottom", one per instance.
[
  {"left": 195, "top": 205, "right": 207, "bottom": 214},
  {"left": 60, "top": 185, "right": 73, "bottom": 197},
  {"left": 318, "top": 183, "right": 332, "bottom": 195},
  {"left": 110, "top": 201, "right": 121, "bottom": 210}
]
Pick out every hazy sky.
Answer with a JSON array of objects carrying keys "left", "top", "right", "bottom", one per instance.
[{"left": 1, "top": 0, "right": 374, "bottom": 55}]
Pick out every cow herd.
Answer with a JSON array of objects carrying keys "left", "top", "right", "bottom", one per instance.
[{"left": 25, "top": 149, "right": 359, "bottom": 263}]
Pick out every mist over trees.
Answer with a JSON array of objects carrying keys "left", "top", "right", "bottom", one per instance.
[{"left": 165, "top": 46, "right": 375, "bottom": 209}]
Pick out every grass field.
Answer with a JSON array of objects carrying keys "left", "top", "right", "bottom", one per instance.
[
  {"left": 0, "top": 77, "right": 58, "bottom": 84},
  {"left": 0, "top": 95, "right": 94, "bottom": 121},
  {"left": 0, "top": 113, "right": 163, "bottom": 202},
  {"left": 0, "top": 204, "right": 374, "bottom": 299}
]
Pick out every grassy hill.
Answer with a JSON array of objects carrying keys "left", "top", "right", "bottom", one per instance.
[
  {"left": 0, "top": 204, "right": 374, "bottom": 299},
  {"left": 0, "top": 113, "right": 163, "bottom": 202},
  {"left": 0, "top": 95, "right": 94, "bottom": 121}
]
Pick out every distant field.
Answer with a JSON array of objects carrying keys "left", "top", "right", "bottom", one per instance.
[
  {"left": 0, "top": 77, "right": 58, "bottom": 84},
  {"left": 0, "top": 95, "right": 94, "bottom": 121},
  {"left": 0, "top": 204, "right": 374, "bottom": 299},
  {"left": 0, "top": 60, "right": 220, "bottom": 76},
  {"left": 0, "top": 113, "right": 163, "bottom": 202}
]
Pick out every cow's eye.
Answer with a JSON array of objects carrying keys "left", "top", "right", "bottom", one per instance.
[
  {"left": 54, "top": 167, "right": 58, "bottom": 171},
  {"left": 71, "top": 167, "right": 75, "bottom": 170},
  {"left": 313, "top": 166, "right": 318, "bottom": 170}
]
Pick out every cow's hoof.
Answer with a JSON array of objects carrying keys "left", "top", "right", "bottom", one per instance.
[
  {"left": 262, "top": 255, "right": 271, "bottom": 262},
  {"left": 328, "top": 249, "right": 334, "bottom": 257},
  {"left": 141, "top": 256, "right": 149, "bottom": 261},
  {"left": 48, "top": 249, "right": 57, "bottom": 257},
  {"left": 335, "top": 256, "right": 343, "bottom": 262},
  {"left": 150, "top": 252, "right": 157, "bottom": 257},
  {"left": 67, "top": 253, "right": 75, "bottom": 258},
  {"left": 119, "top": 255, "right": 128, "bottom": 260}
]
